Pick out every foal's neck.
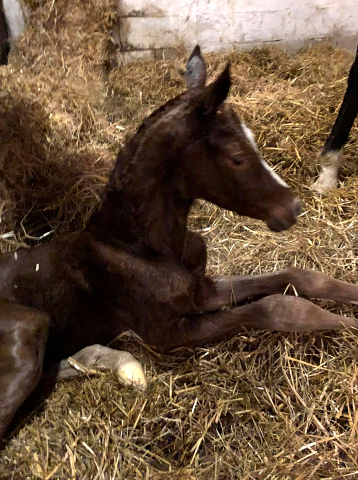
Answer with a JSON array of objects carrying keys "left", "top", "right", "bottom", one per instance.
[{"left": 87, "top": 107, "right": 193, "bottom": 259}]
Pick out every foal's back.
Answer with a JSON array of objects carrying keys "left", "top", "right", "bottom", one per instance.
[{"left": 0, "top": 232, "right": 196, "bottom": 361}]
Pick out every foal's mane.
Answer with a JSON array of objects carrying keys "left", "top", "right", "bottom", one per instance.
[
  {"left": 86, "top": 89, "right": 193, "bottom": 242},
  {"left": 105, "top": 91, "right": 189, "bottom": 191},
  {"left": 135, "top": 92, "right": 187, "bottom": 136}
]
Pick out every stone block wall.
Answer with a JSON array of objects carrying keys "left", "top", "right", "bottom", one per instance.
[{"left": 115, "top": 0, "right": 358, "bottom": 62}]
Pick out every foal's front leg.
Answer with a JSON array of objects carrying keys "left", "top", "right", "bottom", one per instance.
[
  {"left": 0, "top": 300, "right": 49, "bottom": 438},
  {"left": 160, "top": 294, "right": 357, "bottom": 350},
  {"left": 181, "top": 231, "right": 207, "bottom": 278},
  {"left": 198, "top": 267, "right": 358, "bottom": 311}
]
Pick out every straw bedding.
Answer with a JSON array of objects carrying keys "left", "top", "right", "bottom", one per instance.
[{"left": 0, "top": 0, "right": 358, "bottom": 478}]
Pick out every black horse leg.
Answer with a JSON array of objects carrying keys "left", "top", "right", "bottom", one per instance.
[
  {"left": 0, "top": 2, "right": 10, "bottom": 65},
  {"left": 312, "top": 44, "right": 358, "bottom": 192}
]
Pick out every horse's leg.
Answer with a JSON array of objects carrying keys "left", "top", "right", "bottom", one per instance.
[
  {"left": 181, "top": 231, "right": 214, "bottom": 308},
  {"left": 0, "top": 300, "right": 49, "bottom": 438},
  {"left": 311, "top": 151, "right": 343, "bottom": 193},
  {"left": 56, "top": 344, "right": 147, "bottom": 391},
  {"left": 0, "top": 5, "right": 10, "bottom": 65},
  {"left": 311, "top": 45, "right": 358, "bottom": 193},
  {"left": 195, "top": 267, "right": 358, "bottom": 312},
  {"left": 181, "top": 231, "right": 207, "bottom": 277},
  {"left": 160, "top": 294, "right": 357, "bottom": 350}
]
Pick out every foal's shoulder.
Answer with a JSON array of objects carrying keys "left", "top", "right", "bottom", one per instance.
[{"left": 85, "top": 236, "right": 194, "bottom": 300}]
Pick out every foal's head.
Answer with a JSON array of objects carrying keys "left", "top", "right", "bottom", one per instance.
[{"left": 178, "top": 46, "right": 300, "bottom": 232}]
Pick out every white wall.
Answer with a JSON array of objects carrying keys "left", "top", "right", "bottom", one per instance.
[{"left": 116, "top": 0, "right": 358, "bottom": 62}]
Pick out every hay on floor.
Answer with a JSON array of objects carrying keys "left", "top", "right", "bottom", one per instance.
[{"left": 1, "top": 0, "right": 358, "bottom": 478}]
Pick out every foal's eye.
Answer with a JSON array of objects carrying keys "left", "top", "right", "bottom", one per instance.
[{"left": 233, "top": 158, "right": 243, "bottom": 166}]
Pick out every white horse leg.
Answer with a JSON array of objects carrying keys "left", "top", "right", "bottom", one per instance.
[
  {"left": 311, "top": 150, "right": 342, "bottom": 193},
  {"left": 57, "top": 344, "right": 147, "bottom": 391}
]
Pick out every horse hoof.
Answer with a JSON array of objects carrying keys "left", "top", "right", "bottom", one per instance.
[
  {"left": 310, "top": 178, "right": 337, "bottom": 194},
  {"left": 59, "top": 344, "right": 148, "bottom": 391},
  {"left": 117, "top": 360, "right": 147, "bottom": 391}
]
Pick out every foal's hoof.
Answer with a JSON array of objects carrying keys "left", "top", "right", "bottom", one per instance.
[
  {"left": 60, "top": 344, "right": 147, "bottom": 392},
  {"left": 117, "top": 359, "right": 147, "bottom": 391}
]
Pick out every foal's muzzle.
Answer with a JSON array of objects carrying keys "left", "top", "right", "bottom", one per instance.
[{"left": 266, "top": 197, "right": 301, "bottom": 232}]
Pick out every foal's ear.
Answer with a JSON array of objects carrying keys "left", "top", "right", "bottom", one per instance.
[
  {"left": 202, "top": 63, "right": 231, "bottom": 114},
  {"left": 186, "top": 45, "right": 207, "bottom": 90}
]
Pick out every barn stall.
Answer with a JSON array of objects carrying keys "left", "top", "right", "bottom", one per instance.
[{"left": 0, "top": 0, "right": 358, "bottom": 478}]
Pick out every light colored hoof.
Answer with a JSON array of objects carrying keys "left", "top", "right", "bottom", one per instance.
[
  {"left": 117, "top": 360, "right": 147, "bottom": 391},
  {"left": 311, "top": 151, "right": 342, "bottom": 193},
  {"left": 60, "top": 344, "right": 148, "bottom": 392},
  {"left": 310, "top": 177, "right": 338, "bottom": 194}
]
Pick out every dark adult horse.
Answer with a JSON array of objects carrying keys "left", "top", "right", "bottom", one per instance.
[
  {"left": 1, "top": 46, "right": 358, "bottom": 439},
  {"left": 312, "top": 44, "right": 358, "bottom": 193}
]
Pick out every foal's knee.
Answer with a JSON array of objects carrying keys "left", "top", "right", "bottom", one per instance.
[
  {"left": 0, "top": 301, "right": 49, "bottom": 376},
  {"left": 0, "top": 299, "right": 49, "bottom": 334},
  {"left": 0, "top": 303, "right": 50, "bottom": 437}
]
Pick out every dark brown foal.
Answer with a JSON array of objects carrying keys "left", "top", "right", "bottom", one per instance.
[{"left": 1, "top": 45, "right": 358, "bottom": 439}]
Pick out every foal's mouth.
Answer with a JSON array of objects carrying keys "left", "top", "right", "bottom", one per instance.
[{"left": 266, "top": 198, "right": 302, "bottom": 232}]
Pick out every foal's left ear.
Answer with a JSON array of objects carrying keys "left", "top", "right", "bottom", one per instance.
[
  {"left": 186, "top": 45, "right": 207, "bottom": 90},
  {"left": 202, "top": 63, "right": 231, "bottom": 114}
]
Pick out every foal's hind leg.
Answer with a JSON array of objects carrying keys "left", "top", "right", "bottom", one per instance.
[
  {"left": 57, "top": 344, "right": 147, "bottom": 391},
  {"left": 197, "top": 267, "right": 358, "bottom": 311},
  {"left": 160, "top": 295, "right": 357, "bottom": 350},
  {"left": 0, "top": 300, "right": 49, "bottom": 438}
]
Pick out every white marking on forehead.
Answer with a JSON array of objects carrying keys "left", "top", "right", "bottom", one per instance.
[
  {"left": 241, "top": 122, "right": 259, "bottom": 152},
  {"left": 261, "top": 159, "right": 289, "bottom": 188},
  {"left": 241, "top": 122, "right": 289, "bottom": 189}
]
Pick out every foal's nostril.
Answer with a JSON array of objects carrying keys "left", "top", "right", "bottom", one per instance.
[{"left": 293, "top": 199, "right": 302, "bottom": 218}]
